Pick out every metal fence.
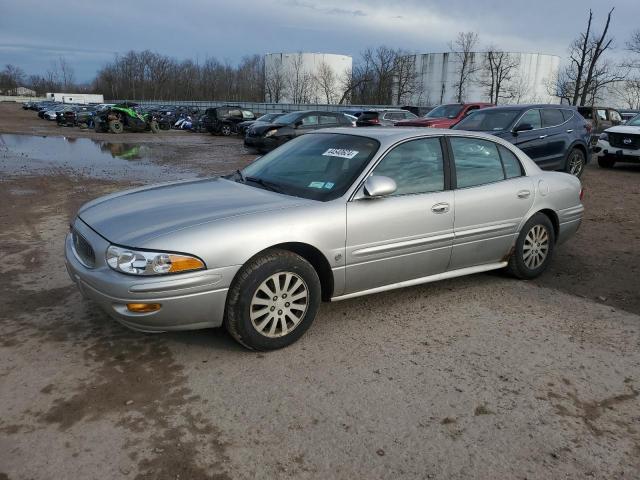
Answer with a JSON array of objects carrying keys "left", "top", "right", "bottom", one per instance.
[{"left": 111, "top": 99, "right": 395, "bottom": 114}]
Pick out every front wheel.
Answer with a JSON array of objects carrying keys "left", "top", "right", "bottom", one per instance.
[
  {"left": 565, "top": 148, "right": 586, "bottom": 177},
  {"left": 224, "top": 250, "right": 321, "bottom": 350},
  {"left": 220, "top": 124, "right": 233, "bottom": 136},
  {"left": 109, "top": 120, "right": 123, "bottom": 134},
  {"left": 149, "top": 120, "right": 160, "bottom": 133},
  {"left": 506, "top": 213, "right": 555, "bottom": 279}
]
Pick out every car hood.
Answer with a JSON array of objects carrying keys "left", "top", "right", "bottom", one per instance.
[
  {"left": 605, "top": 125, "right": 640, "bottom": 134},
  {"left": 78, "top": 177, "right": 307, "bottom": 246}
]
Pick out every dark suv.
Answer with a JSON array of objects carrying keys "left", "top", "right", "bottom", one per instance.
[
  {"left": 244, "top": 110, "right": 352, "bottom": 152},
  {"left": 203, "top": 106, "right": 256, "bottom": 136},
  {"left": 452, "top": 104, "right": 591, "bottom": 177},
  {"left": 356, "top": 109, "right": 418, "bottom": 126}
]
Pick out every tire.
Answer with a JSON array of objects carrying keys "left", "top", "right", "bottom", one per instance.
[
  {"left": 506, "top": 213, "right": 556, "bottom": 279},
  {"left": 224, "top": 249, "right": 321, "bottom": 350},
  {"left": 149, "top": 120, "right": 160, "bottom": 134},
  {"left": 109, "top": 120, "right": 123, "bottom": 134},
  {"left": 220, "top": 124, "right": 233, "bottom": 136},
  {"left": 598, "top": 157, "right": 616, "bottom": 169},
  {"left": 565, "top": 148, "right": 586, "bottom": 177}
]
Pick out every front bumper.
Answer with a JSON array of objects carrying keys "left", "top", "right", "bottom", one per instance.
[
  {"left": 594, "top": 140, "right": 640, "bottom": 163},
  {"left": 64, "top": 218, "right": 239, "bottom": 332},
  {"left": 244, "top": 135, "right": 278, "bottom": 151}
]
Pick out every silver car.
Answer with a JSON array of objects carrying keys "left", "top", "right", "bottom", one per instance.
[{"left": 65, "top": 128, "right": 584, "bottom": 350}]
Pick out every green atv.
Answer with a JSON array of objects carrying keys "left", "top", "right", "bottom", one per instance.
[{"left": 94, "top": 103, "right": 160, "bottom": 134}]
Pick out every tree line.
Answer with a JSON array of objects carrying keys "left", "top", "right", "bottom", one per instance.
[{"left": 3, "top": 8, "right": 640, "bottom": 108}]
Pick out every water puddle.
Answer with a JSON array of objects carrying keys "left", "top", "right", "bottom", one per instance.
[{"left": 0, "top": 134, "right": 196, "bottom": 181}]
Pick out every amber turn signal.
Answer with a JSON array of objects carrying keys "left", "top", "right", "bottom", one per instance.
[
  {"left": 168, "top": 255, "right": 205, "bottom": 273},
  {"left": 126, "top": 303, "right": 162, "bottom": 313}
]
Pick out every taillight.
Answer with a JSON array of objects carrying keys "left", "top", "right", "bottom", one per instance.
[
  {"left": 370, "top": 118, "right": 379, "bottom": 124},
  {"left": 579, "top": 188, "right": 585, "bottom": 201}
]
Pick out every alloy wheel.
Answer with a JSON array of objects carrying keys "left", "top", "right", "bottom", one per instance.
[
  {"left": 568, "top": 151, "right": 584, "bottom": 176},
  {"left": 250, "top": 272, "right": 309, "bottom": 338},
  {"left": 523, "top": 225, "right": 549, "bottom": 269}
]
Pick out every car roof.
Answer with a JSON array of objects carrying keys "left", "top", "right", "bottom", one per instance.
[{"left": 479, "top": 104, "right": 576, "bottom": 112}]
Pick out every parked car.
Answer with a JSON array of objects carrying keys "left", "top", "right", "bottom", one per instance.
[
  {"left": 356, "top": 109, "right": 418, "bottom": 126},
  {"left": 343, "top": 114, "right": 358, "bottom": 127},
  {"left": 577, "top": 106, "right": 623, "bottom": 145},
  {"left": 237, "top": 112, "right": 285, "bottom": 136},
  {"left": 395, "top": 102, "right": 494, "bottom": 128},
  {"left": 593, "top": 113, "right": 640, "bottom": 168},
  {"left": 65, "top": 128, "right": 584, "bottom": 350},
  {"left": 452, "top": 104, "right": 591, "bottom": 177},
  {"left": 203, "top": 106, "right": 256, "bottom": 136},
  {"left": 244, "top": 110, "right": 352, "bottom": 152},
  {"left": 45, "top": 105, "right": 73, "bottom": 121},
  {"left": 400, "top": 105, "right": 435, "bottom": 117}
]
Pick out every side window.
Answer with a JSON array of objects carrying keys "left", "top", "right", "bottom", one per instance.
[
  {"left": 372, "top": 138, "right": 444, "bottom": 196},
  {"left": 302, "top": 115, "right": 318, "bottom": 126},
  {"left": 498, "top": 145, "right": 524, "bottom": 178},
  {"left": 517, "top": 109, "right": 542, "bottom": 129},
  {"left": 451, "top": 137, "right": 505, "bottom": 188},
  {"left": 319, "top": 115, "right": 337, "bottom": 125},
  {"left": 597, "top": 109, "right": 607, "bottom": 120},
  {"left": 541, "top": 109, "right": 565, "bottom": 128},
  {"left": 229, "top": 109, "right": 242, "bottom": 118},
  {"left": 610, "top": 110, "right": 622, "bottom": 122},
  {"left": 385, "top": 112, "right": 403, "bottom": 120},
  {"left": 561, "top": 109, "right": 575, "bottom": 121}
]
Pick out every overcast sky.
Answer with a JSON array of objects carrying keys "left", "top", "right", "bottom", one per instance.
[{"left": 1, "top": 0, "right": 637, "bottom": 82}]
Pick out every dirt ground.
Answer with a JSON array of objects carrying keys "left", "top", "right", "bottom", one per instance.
[{"left": 1, "top": 102, "right": 639, "bottom": 479}]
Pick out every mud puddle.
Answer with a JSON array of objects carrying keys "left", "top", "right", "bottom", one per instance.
[{"left": 0, "top": 133, "right": 196, "bottom": 181}]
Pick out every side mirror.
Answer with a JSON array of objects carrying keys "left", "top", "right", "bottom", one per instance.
[
  {"left": 294, "top": 120, "right": 303, "bottom": 128},
  {"left": 363, "top": 176, "right": 397, "bottom": 198},
  {"left": 513, "top": 123, "right": 533, "bottom": 133}
]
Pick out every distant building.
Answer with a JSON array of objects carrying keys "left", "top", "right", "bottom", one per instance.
[
  {"left": 264, "top": 52, "right": 352, "bottom": 104},
  {"left": 395, "top": 52, "right": 561, "bottom": 106},
  {"left": 5, "top": 86, "right": 36, "bottom": 96}
]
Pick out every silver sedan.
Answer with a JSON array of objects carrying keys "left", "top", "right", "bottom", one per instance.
[{"left": 65, "top": 128, "right": 584, "bottom": 350}]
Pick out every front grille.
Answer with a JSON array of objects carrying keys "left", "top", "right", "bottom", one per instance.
[
  {"left": 609, "top": 132, "right": 640, "bottom": 150},
  {"left": 72, "top": 229, "right": 96, "bottom": 268}
]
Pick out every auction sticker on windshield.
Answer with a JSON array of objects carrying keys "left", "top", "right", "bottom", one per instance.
[{"left": 322, "top": 148, "right": 359, "bottom": 159}]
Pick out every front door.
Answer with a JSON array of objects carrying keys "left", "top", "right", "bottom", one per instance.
[{"left": 345, "top": 137, "right": 454, "bottom": 294}]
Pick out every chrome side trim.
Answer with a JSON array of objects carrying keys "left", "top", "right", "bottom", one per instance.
[
  {"left": 454, "top": 222, "right": 518, "bottom": 239},
  {"left": 331, "top": 261, "right": 508, "bottom": 301},
  {"left": 352, "top": 232, "right": 454, "bottom": 257}
]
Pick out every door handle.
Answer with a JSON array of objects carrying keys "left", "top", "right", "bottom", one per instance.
[
  {"left": 517, "top": 190, "right": 531, "bottom": 199},
  {"left": 566, "top": 129, "right": 573, "bottom": 133},
  {"left": 431, "top": 202, "right": 450, "bottom": 214},
  {"left": 538, "top": 135, "right": 548, "bottom": 139}
]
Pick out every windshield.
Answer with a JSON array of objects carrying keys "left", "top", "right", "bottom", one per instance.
[
  {"left": 626, "top": 114, "right": 640, "bottom": 126},
  {"left": 273, "top": 112, "right": 302, "bottom": 125},
  {"left": 452, "top": 110, "right": 521, "bottom": 131},
  {"left": 425, "top": 104, "right": 464, "bottom": 119},
  {"left": 241, "top": 133, "right": 380, "bottom": 201}
]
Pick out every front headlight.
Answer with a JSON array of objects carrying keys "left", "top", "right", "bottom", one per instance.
[
  {"left": 106, "top": 245, "right": 205, "bottom": 276},
  {"left": 599, "top": 132, "right": 609, "bottom": 141},
  {"left": 264, "top": 129, "right": 278, "bottom": 138}
]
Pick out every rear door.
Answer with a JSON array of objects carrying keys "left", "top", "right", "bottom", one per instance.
[
  {"left": 539, "top": 108, "right": 570, "bottom": 169},
  {"left": 345, "top": 137, "right": 454, "bottom": 293},
  {"left": 448, "top": 136, "right": 534, "bottom": 270}
]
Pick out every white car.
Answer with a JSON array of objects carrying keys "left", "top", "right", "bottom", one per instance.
[{"left": 595, "top": 114, "right": 640, "bottom": 168}]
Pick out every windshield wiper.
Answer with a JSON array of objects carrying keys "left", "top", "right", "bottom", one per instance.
[{"left": 245, "top": 176, "right": 284, "bottom": 193}]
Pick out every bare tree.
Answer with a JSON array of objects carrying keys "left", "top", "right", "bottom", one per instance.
[
  {"left": 286, "top": 53, "right": 315, "bottom": 104},
  {"left": 337, "top": 67, "right": 370, "bottom": 105},
  {"left": 265, "top": 56, "right": 287, "bottom": 102},
  {"left": 0, "top": 64, "right": 26, "bottom": 93},
  {"left": 480, "top": 48, "right": 520, "bottom": 104},
  {"left": 559, "top": 8, "right": 620, "bottom": 106},
  {"left": 57, "top": 57, "right": 75, "bottom": 90},
  {"left": 393, "top": 53, "right": 422, "bottom": 105},
  {"left": 315, "top": 61, "right": 338, "bottom": 103},
  {"left": 450, "top": 32, "right": 480, "bottom": 102}
]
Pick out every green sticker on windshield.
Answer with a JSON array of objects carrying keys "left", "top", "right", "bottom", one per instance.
[{"left": 308, "top": 181, "right": 325, "bottom": 188}]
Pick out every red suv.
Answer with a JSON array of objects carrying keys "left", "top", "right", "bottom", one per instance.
[{"left": 395, "top": 102, "right": 494, "bottom": 129}]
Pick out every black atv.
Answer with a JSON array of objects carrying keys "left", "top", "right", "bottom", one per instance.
[{"left": 94, "top": 103, "right": 160, "bottom": 134}]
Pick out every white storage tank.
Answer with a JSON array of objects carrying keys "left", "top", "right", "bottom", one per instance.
[
  {"left": 264, "top": 53, "right": 352, "bottom": 104},
  {"left": 398, "top": 52, "right": 561, "bottom": 106}
]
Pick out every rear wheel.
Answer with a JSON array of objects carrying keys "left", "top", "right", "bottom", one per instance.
[
  {"left": 149, "top": 120, "right": 160, "bottom": 134},
  {"left": 109, "top": 120, "right": 123, "bottom": 134},
  {"left": 224, "top": 249, "right": 321, "bottom": 350},
  {"left": 598, "top": 157, "right": 616, "bottom": 168},
  {"left": 565, "top": 148, "right": 586, "bottom": 177},
  {"left": 507, "top": 213, "right": 555, "bottom": 279}
]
